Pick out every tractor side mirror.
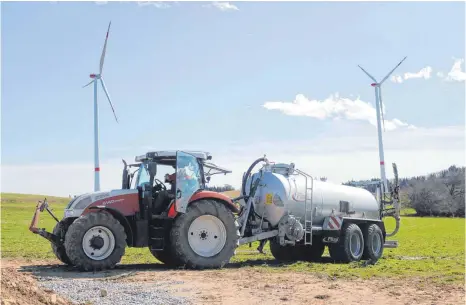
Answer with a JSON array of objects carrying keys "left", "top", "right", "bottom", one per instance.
[{"left": 206, "top": 176, "right": 211, "bottom": 183}]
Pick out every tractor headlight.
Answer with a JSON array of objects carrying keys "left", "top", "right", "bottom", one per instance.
[{"left": 74, "top": 196, "right": 92, "bottom": 210}]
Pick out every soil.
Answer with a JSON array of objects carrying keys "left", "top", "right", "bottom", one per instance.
[{"left": 1, "top": 258, "right": 464, "bottom": 305}]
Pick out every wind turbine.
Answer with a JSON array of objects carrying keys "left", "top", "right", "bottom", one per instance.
[
  {"left": 83, "top": 21, "right": 119, "bottom": 192},
  {"left": 357, "top": 56, "right": 407, "bottom": 194}
]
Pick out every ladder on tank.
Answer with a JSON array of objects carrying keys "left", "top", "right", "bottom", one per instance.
[{"left": 293, "top": 168, "right": 314, "bottom": 246}]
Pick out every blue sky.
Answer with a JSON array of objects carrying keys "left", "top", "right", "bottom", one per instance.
[{"left": 1, "top": 1, "right": 465, "bottom": 196}]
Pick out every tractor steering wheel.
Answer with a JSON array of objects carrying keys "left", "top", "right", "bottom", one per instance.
[{"left": 153, "top": 178, "right": 167, "bottom": 192}]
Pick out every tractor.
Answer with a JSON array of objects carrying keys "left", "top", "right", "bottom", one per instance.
[
  {"left": 30, "top": 151, "right": 401, "bottom": 271},
  {"left": 30, "top": 150, "right": 241, "bottom": 271}
]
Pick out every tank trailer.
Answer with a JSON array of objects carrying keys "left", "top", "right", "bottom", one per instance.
[{"left": 29, "top": 151, "right": 401, "bottom": 271}]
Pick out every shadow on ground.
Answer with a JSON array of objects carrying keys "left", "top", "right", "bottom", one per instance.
[{"left": 18, "top": 256, "right": 348, "bottom": 280}]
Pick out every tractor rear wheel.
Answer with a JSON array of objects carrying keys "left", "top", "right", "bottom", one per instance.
[
  {"left": 51, "top": 220, "right": 72, "bottom": 265},
  {"left": 150, "top": 248, "right": 181, "bottom": 267},
  {"left": 328, "top": 223, "right": 364, "bottom": 263},
  {"left": 64, "top": 211, "right": 127, "bottom": 271},
  {"left": 169, "top": 199, "right": 239, "bottom": 269}
]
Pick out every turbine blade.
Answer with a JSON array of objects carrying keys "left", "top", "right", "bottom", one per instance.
[
  {"left": 82, "top": 79, "right": 94, "bottom": 88},
  {"left": 379, "top": 56, "right": 407, "bottom": 85},
  {"left": 357, "top": 65, "right": 377, "bottom": 82},
  {"left": 99, "top": 77, "right": 118, "bottom": 123},
  {"left": 99, "top": 21, "right": 112, "bottom": 75},
  {"left": 378, "top": 87, "right": 386, "bottom": 132}
]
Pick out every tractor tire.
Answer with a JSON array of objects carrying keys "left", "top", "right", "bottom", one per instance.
[
  {"left": 269, "top": 238, "right": 297, "bottom": 262},
  {"left": 150, "top": 248, "right": 181, "bottom": 267},
  {"left": 362, "top": 224, "right": 384, "bottom": 262},
  {"left": 169, "top": 199, "right": 239, "bottom": 269},
  {"left": 328, "top": 223, "right": 364, "bottom": 263},
  {"left": 64, "top": 211, "right": 127, "bottom": 271},
  {"left": 51, "top": 220, "right": 72, "bottom": 265},
  {"left": 293, "top": 239, "right": 326, "bottom": 262}
]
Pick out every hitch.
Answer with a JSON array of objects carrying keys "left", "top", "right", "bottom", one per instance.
[{"left": 29, "top": 198, "right": 61, "bottom": 245}]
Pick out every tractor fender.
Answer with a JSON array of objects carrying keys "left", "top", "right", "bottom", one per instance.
[
  {"left": 85, "top": 206, "right": 134, "bottom": 246},
  {"left": 167, "top": 191, "right": 239, "bottom": 218}
]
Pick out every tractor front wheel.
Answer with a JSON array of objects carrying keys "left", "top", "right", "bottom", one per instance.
[
  {"left": 64, "top": 211, "right": 127, "bottom": 271},
  {"left": 169, "top": 199, "right": 239, "bottom": 269},
  {"left": 51, "top": 220, "right": 72, "bottom": 265}
]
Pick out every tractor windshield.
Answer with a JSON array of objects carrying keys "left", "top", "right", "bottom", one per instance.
[{"left": 175, "top": 151, "right": 203, "bottom": 212}]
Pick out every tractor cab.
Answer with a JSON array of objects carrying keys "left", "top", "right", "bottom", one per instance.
[{"left": 121, "top": 150, "right": 232, "bottom": 217}]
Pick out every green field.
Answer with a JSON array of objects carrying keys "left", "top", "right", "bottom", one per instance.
[{"left": 1, "top": 193, "right": 464, "bottom": 284}]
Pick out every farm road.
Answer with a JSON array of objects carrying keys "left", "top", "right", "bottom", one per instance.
[{"left": 1, "top": 259, "right": 464, "bottom": 305}]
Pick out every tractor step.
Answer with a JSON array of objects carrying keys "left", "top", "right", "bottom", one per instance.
[{"left": 149, "top": 226, "right": 166, "bottom": 251}]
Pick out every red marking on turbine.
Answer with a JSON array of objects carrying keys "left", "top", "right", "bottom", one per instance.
[
  {"left": 380, "top": 161, "right": 385, "bottom": 165},
  {"left": 90, "top": 74, "right": 96, "bottom": 78},
  {"left": 95, "top": 167, "right": 100, "bottom": 172},
  {"left": 371, "top": 83, "right": 377, "bottom": 87}
]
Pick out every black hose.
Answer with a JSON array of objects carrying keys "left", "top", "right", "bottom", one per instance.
[{"left": 241, "top": 157, "right": 267, "bottom": 198}]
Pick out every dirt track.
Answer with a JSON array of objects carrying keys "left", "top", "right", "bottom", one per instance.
[{"left": 1, "top": 259, "right": 464, "bottom": 305}]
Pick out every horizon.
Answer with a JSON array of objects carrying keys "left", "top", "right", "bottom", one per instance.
[{"left": 1, "top": 1, "right": 465, "bottom": 197}]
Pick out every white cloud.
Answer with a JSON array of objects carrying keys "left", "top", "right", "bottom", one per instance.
[
  {"left": 204, "top": 1, "right": 239, "bottom": 11},
  {"left": 137, "top": 1, "right": 171, "bottom": 8},
  {"left": 95, "top": 1, "right": 108, "bottom": 5},
  {"left": 263, "top": 93, "right": 415, "bottom": 131},
  {"left": 443, "top": 58, "right": 466, "bottom": 82},
  {"left": 390, "top": 66, "right": 433, "bottom": 83}
]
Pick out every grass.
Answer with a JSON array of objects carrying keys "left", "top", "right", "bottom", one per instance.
[{"left": 1, "top": 193, "right": 464, "bottom": 285}]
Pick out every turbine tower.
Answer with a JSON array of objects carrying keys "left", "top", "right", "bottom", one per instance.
[
  {"left": 357, "top": 56, "right": 407, "bottom": 194},
  {"left": 83, "top": 21, "right": 119, "bottom": 192}
]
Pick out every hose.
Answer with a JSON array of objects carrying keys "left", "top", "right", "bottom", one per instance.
[
  {"left": 241, "top": 157, "right": 267, "bottom": 198},
  {"left": 385, "top": 215, "right": 400, "bottom": 237}
]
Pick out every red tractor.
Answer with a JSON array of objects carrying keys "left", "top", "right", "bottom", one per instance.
[{"left": 30, "top": 151, "right": 241, "bottom": 271}]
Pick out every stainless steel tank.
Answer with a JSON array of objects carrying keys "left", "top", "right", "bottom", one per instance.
[{"left": 243, "top": 163, "right": 381, "bottom": 227}]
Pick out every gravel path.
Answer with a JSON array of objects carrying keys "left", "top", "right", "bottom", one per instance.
[{"left": 37, "top": 277, "right": 191, "bottom": 305}]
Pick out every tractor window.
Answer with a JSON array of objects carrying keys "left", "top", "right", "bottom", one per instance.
[{"left": 136, "top": 164, "right": 150, "bottom": 187}]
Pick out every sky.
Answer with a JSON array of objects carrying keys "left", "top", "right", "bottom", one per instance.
[{"left": 1, "top": 1, "right": 465, "bottom": 197}]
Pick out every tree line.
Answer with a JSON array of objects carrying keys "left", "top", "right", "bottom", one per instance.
[{"left": 342, "top": 165, "right": 465, "bottom": 218}]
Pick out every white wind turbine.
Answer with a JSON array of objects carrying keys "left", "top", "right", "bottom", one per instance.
[
  {"left": 357, "top": 56, "right": 407, "bottom": 194},
  {"left": 82, "top": 21, "right": 119, "bottom": 192}
]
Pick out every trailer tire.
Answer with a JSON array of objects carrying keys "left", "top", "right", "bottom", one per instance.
[
  {"left": 269, "top": 239, "right": 297, "bottom": 262},
  {"left": 51, "top": 220, "right": 72, "bottom": 265},
  {"left": 169, "top": 199, "right": 239, "bottom": 269},
  {"left": 328, "top": 223, "right": 364, "bottom": 263},
  {"left": 362, "top": 224, "right": 384, "bottom": 262},
  {"left": 294, "top": 239, "right": 326, "bottom": 262},
  {"left": 64, "top": 211, "right": 127, "bottom": 271}
]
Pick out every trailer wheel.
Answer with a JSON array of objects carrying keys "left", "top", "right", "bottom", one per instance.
[
  {"left": 169, "top": 199, "right": 239, "bottom": 269},
  {"left": 362, "top": 224, "right": 384, "bottom": 262},
  {"left": 51, "top": 220, "right": 72, "bottom": 265},
  {"left": 64, "top": 211, "right": 127, "bottom": 271},
  {"left": 294, "top": 239, "right": 326, "bottom": 262},
  {"left": 328, "top": 223, "right": 364, "bottom": 263},
  {"left": 269, "top": 239, "right": 297, "bottom": 262}
]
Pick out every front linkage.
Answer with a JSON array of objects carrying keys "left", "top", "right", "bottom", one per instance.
[{"left": 29, "top": 198, "right": 61, "bottom": 245}]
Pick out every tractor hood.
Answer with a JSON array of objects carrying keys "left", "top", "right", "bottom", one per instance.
[{"left": 64, "top": 189, "right": 139, "bottom": 218}]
